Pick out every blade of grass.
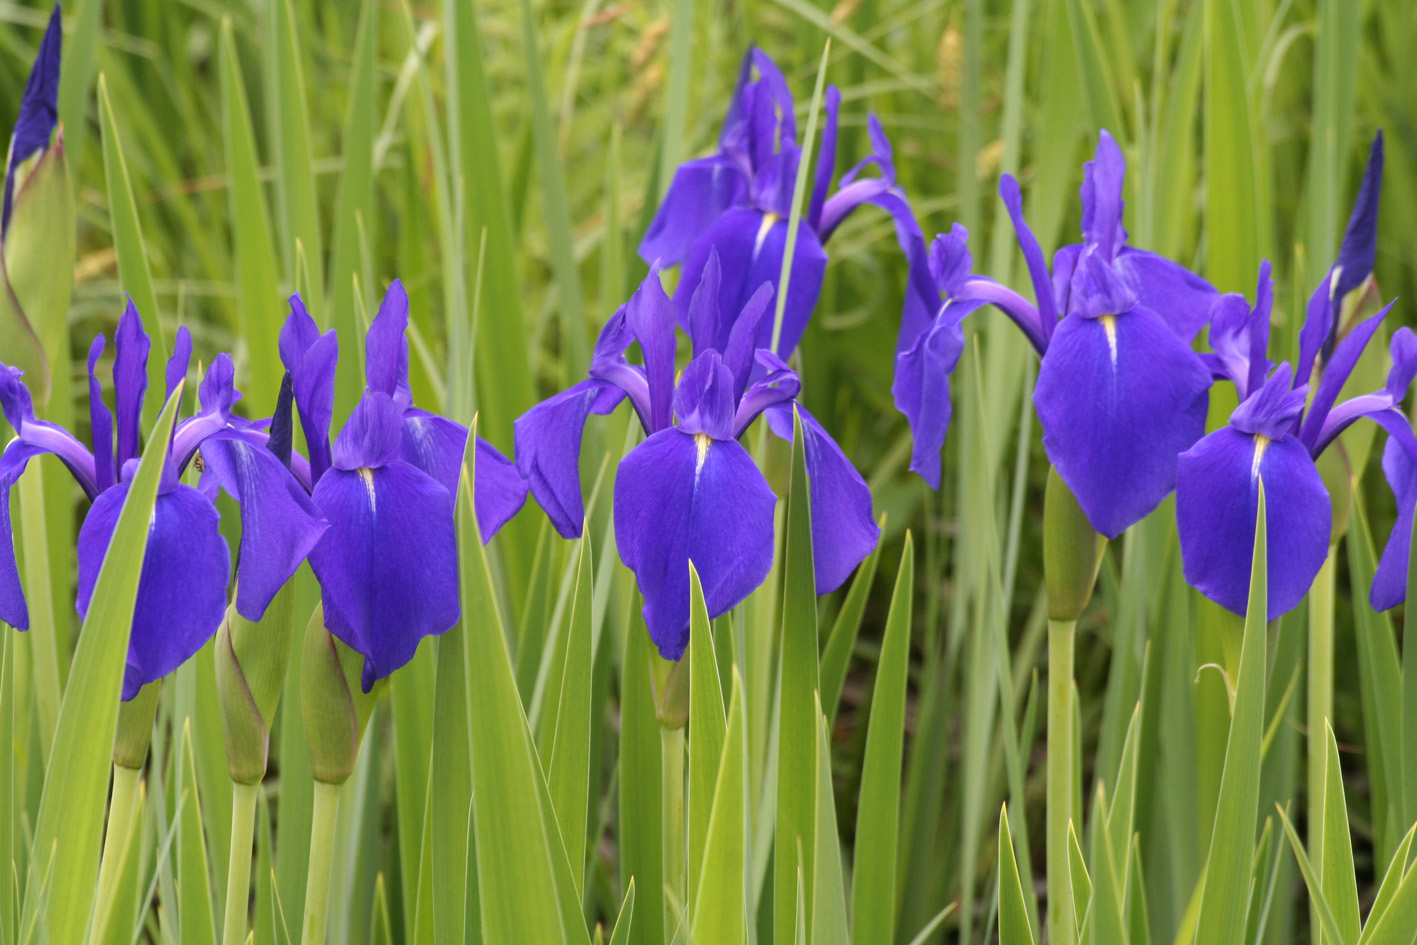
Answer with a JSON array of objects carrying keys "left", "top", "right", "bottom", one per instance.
[
  {"left": 819, "top": 523, "right": 882, "bottom": 729},
  {"left": 269, "top": 0, "right": 325, "bottom": 321},
  {"left": 547, "top": 536, "right": 594, "bottom": 898},
  {"left": 999, "top": 806, "right": 1036, "bottom": 945},
  {"left": 690, "top": 668, "right": 746, "bottom": 945},
  {"left": 687, "top": 564, "right": 727, "bottom": 905},
  {"left": 811, "top": 697, "right": 848, "bottom": 945}
]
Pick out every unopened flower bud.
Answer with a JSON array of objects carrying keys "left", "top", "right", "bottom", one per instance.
[
  {"left": 301, "top": 603, "right": 377, "bottom": 784},
  {"left": 112, "top": 680, "right": 159, "bottom": 769},
  {"left": 1044, "top": 466, "right": 1107, "bottom": 622}
]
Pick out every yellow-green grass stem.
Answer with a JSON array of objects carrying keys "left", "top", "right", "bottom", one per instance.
[
  {"left": 301, "top": 780, "right": 342, "bottom": 945},
  {"left": 1047, "top": 617, "right": 1077, "bottom": 945},
  {"left": 661, "top": 724, "right": 686, "bottom": 942},
  {"left": 1308, "top": 549, "right": 1336, "bottom": 944},
  {"left": 17, "top": 469, "right": 61, "bottom": 758},
  {"left": 222, "top": 780, "right": 260, "bottom": 945},
  {"left": 93, "top": 762, "right": 142, "bottom": 928}
]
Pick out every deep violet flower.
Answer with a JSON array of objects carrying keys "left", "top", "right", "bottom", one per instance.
[
  {"left": 1175, "top": 262, "right": 1417, "bottom": 619},
  {"left": 0, "top": 302, "right": 326, "bottom": 699},
  {"left": 280, "top": 281, "right": 528, "bottom": 690},
  {"left": 639, "top": 47, "right": 925, "bottom": 360},
  {"left": 895, "top": 131, "right": 1220, "bottom": 538},
  {"left": 514, "top": 254, "right": 878, "bottom": 659}
]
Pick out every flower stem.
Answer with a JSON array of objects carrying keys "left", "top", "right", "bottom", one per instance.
[
  {"left": 1307, "top": 550, "right": 1336, "bottom": 943},
  {"left": 661, "top": 724, "right": 686, "bottom": 942},
  {"left": 222, "top": 780, "right": 259, "bottom": 945},
  {"left": 1047, "top": 617, "right": 1076, "bottom": 945},
  {"left": 93, "top": 763, "right": 141, "bottom": 928},
  {"left": 301, "top": 780, "right": 342, "bottom": 945}
]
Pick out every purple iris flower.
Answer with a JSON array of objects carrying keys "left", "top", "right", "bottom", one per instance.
[
  {"left": 514, "top": 254, "right": 879, "bottom": 659},
  {"left": 0, "top": 302, "right": 327, "bottom": 699},
  {"left": 953, "top": 131, "right": 1218, "bottom": 538},
  {"left": 3, "top": 4, "right": 61, "bottom": 234},
  {"left": 280, "top": 281, "right": 528, "bottom": 691},
  {"left": 639, "top": 47, "right": 924, "bottom": 360},
  {"left": 1176, "top": 260, "right": 1417, "bottom": 618}
]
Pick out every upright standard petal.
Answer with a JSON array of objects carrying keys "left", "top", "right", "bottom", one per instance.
[
  {"left": 514, "top": 379, "right": 625, "bottom": 538},
  {"left": 614, "top": 428, "right": 776, "bottom": 660},
  {"left": 766, "top": 403, "right": 880, "bottom": 594},
  {"left": 3, "top": 5, "right": 61, "bottom": 232},
  {"left": 673, "top": 352, "right": 736, "bottom": 441},
  {"left": 113, "top": 300, "right": 150, "bottom": 471},
  {"left": 86, "top": 335, "right": 115, "bottom": 492},
  {"left": 1079, "top": 131, "right": 1127, "bottom": 261},
  {"left": 198, "top": 431, "right": 327, "bottom": 621},
  {"left": 76, "top": 481, "right": 232, "bottom": 700},
  {"left": 308, "top": 460, "right": 460, "bottom": 691},
  {"left": 638, "top": 156, "right": 748, "bottom": 266},
  {"left": 1176, "top": 428, "right": 1330, "bottom": 619},
  {"left": 331, "top": 392, "right": 405, "bottom": 471},
  {"left": 1333, "top": 131, "right": 1383, "bottom": 304},
  {"left": 1034, "top": 307, "right": 1211, "bottom": 537},
  {"left": 365, "top": 280, "right": 414, "bottom": 410},
  {"left": 624, "top": 266, "right": 679, "bottom": 432}
]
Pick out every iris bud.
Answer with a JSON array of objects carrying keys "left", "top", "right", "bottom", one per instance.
[
  {"left": 301, "top": 603, "right": 378, "bottom": 784},
  {"left": 1044, "top": 466, "right": 1108, "bottom": 622},
  {"left": 112, "top": 680, "right": 159, "bottom": 769},
  {"left": 1, "top": 131, "right": 75, "bottom": 407},
  {"left": 652, "top": 653, "right": 690, "bottom": 730},
  {"left": 216, "top": 580, "right": 296, "bottom": 782}
]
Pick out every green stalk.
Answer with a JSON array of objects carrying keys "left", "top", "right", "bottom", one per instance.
[
  {"left": 17, "top": 469, "right": 61, "bottom": 758},
  {"left": 1047, "top": 617, "right": 1077, "bottom": 945},
  {"left": 301, "top": 780, "right": 343, "bottom": 945},
  {"left": 1307, "top": 548, "right": 1336, "bottom": 945},
  {"left": 661, "top": 725, "right": 686, "bottom": 942},
  {"left": 93, "top": 763, "right": 141, "bottom": 926},
  {"left": 222, "top": 781, "right": 259, "bottom": 945}
]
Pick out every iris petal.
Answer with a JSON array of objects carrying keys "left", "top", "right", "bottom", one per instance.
[
  {"left": 1176, "top": 428, "right": 1330, "bottom": 619},
  {"left": 1373, "top": 430, "right": 1417, "bottom": 611},
  {"left": 309, "top": 461, "right": 460, "bottom": 691},
  {"left": 638, "top": 156, "right": 748, "bottom": 267},
  {"left": 332, "top": 391, "right": 404, "bottom": 471},
  {"left": 87, "top": 335, "right": 115, "bottom": 492},
  {"left": 365, "top": 280, "right": 414, "bottom": 411},
  {"left": 892, "top": 301, "right": 975, "bottom": 488},
  {"left": 1034, "top": 307, "right": 1210, "bottom": 538},
  {"left": 76, "top": 481, "right": 232, "bottom": 700},
  {"left": 614, "top": 428, "right": 776, "bottom": 660},
  {"left": 514, "top": 379, "right": 625, "bottom": 538},
  {"left": 1113, "top": 249, "right": 1219, "bottom": 342},
  {"left": 766, "top": 403, "right": 880, "bottom": 594},
  {"left": 399, "top": 409, "right": 527, "bottom": 541},
  {"left": 114, "top": 300, "right": 150, "bottom": 471},
  {"left": 0, "top": 441, "right": 47, "bottom": 628},
  {"left": 198, "top": 431, "right": 327, "bottom": 621},
  {"left": 2, "top": 5, "right": 61, "bottom": 233}
]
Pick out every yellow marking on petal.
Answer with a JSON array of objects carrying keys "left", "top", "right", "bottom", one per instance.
[
  {"left": 694, "top": 433, "right": 712, "bottom": 477},
  {"left": 754, "top": 212, "right": 780, "bottom": 256},
  {"left": 358, "top": 467, "right": 377, "bottom": 512},
  {"left": 1100, "top": 314, "right": 1118, "bottom": 365},
  {"left": 1251, "top": 435, "right": 1270, "bottom": 479}
]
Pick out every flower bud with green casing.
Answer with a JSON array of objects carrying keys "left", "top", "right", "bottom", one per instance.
[
  {"left": 301, "top": 603, "right": 379, "bottom": 785},
  {"left": 1044, "top": 466, "right": 1108, "bottom": 622},
  {"left": 0, "top": 129, "right": 74, "bottom": 407},
  {"left": 112, "top": 680, "right": 159, "bottom": 769},
  {"left": 651, "top": 652, "right": 689, "bottom": 730},
  {"left": 216, "top": 579, "right": 296, "bottom": 783}
]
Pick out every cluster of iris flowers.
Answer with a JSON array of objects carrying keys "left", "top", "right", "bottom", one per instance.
[{"left": 2, "top": 27, "right": 1415, "bottom": 722}]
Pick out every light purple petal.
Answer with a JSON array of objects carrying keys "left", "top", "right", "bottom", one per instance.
[
  {"left": 807, "top": 86, "right": 840, "bottom": 230},
  {"left": 624, "top": 265, "right": 678, "bottom": 432},
  {"left": 309, "top": 460, "right": 460, "bottom": 691},
  {"left": 1176, "top": 428, "right": 1330, "bottom": 620},
  {"left": 1299, "top": 302, "right": 1395, "bottom": 450},
  {"left": 399, "top": 409, "right": 467, "bottom": 499},
  {"left": 114, "top": 300, "right": 150, "bottom": 471},
  {"left": 638, "top": 156, "right": 748, "bottom": 267},
  {"left": 686, "top": 248, "right": 724, "bottom": 358},
  {"left": 0, "top": 362, "right": 98, "bottom": 495},
  {"left": 198, "top": 431, "right": 327, "bottom": 622},
  {"left": 332, "top": 391, "right": 404, "bottom": 471},
  {"left": 1034, "top": 307, "right": 1211, "bottom": 538},
  {"left": 365, "top": 280, "right": 413, "bottom": 410},
  {"left": 766, "top": 403, "right": 880, "bottom": 594},
  {"left": 472, "top": 437, "right": 528, "bottom": 542},
  {"left": 1079, "top": 131, "right": 1127, "bottom": 261},
  {"left": 723, "top": 282, "right": 775, "bottom": 399},
  {"left": 733, "top": 351, "right": 802, "bottom": 435},
  {"left": 673, "top": 351, "right": 736, "bottom": 440},
  {"left": 1373, "top": 425, "right": 1417, "bottom": 610},
  {"left": 614, "top": 427, "right": 776, "bottom": 660},
  {"left": 87, "top": 335, "right": 114, "bottom": 493},
  {"left": 1113, "top": 249, "right": 1219, "bottom": 342},
  {"left": 998, "top": 175, "right": 1059, "bottom": 332},
  {"left": 514, "top": 378, "right": 625, "bottom": 538},
  {"left": 166, "top": 326, "right": 192, "bottom": 402},
  {"left": 0, "top": 440, "right": 47, "bottom": 628},
  {"left": 892, "top": 301, "right": 975, "bottom": 488},
  {"left": 77, "top": 481, "right": 232, "bottom": 700}
]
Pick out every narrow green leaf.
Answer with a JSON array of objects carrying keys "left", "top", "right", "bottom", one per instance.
[
  {"left": 219, "top": 19, "right": 284, "bottom": 418},
  {"left": 1363, "top": 857, "right": 1417, "bottom": 945},
  {"left": 177, "top": 722, "right": 218, "bottom": 945},
  {"left": 819, "top": 525, "right": 882, "bottom": 729},
  {"left": 1361, "top": 825, "right": 1417, "bottom": 944},
  {"left": 269, "top": 0, "right": 325, "bottom": 320},
  {"left": 850, "top": 533, "right": 913, "bottom": 945},
  {"left": 1275, "top": 805, "right": 1351, "bottom": 945},
  {"left": 456, "top": 428, "right": 567, "bottom": 945},
  {"left": 430, "top": 614, "right": 472, "bottom": 943},
  {"left": 547, "top": 536, "right": 595, "bottom": 897},
  {"left": 18, "top": 384, "right": 182, "bottom": 945},
  {"left": 56, "top": 0, "right": 103, "bottom": 166},
  {"left": 1302, "top": 0, "right": 1362, "bottom": 290},
  {"left": 690, "top": 668, "right": 746, "bottom": 945},
  {"left": 1203, "top": 0, "right": 1264, "bottom": 291},
  {"left": 1068, "top": 822, "right": 1092, "bottom": 930},
  {"left": 608, "top": 880, "right": 636, "bottom": 945},
  {"left": 775, "top": 407, "right": 819, "bottom": 945},
  {"left": 1194, "top": 484, "right": 1269, "bottom": 944},
  {"left": 98, "top": 74, "right": 169, "bottom": 431},
  {"left": 999, "top": 806, "right": 1036, "bottom": 945},
  {"left": 686, "top": 563, "right": 727, "bottom": 905},
  {"left": 91, "top": 781, "right": 145, "bottom": 945},
  {"left": 811, "top": 698, "right": 848, "bottom": 945},
  {"left": 1321, "top": 723, "right": 1361, "bottom": 944},
  {"left": 619, "top": 605, "right": 663, "bottom": 945}
]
